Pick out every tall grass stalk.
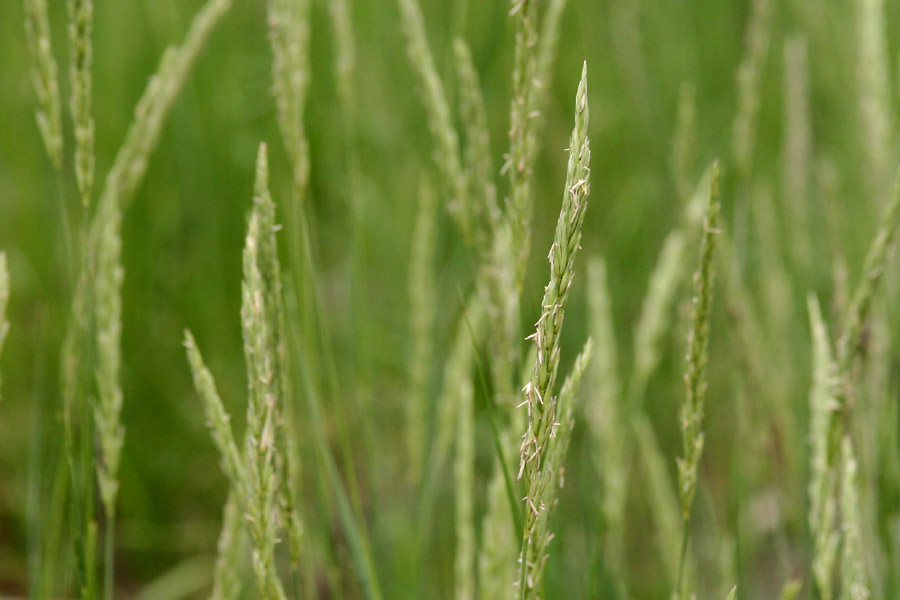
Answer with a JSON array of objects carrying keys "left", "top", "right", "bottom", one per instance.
[
  {"left": 676, "top": 161, "right": 721, "bottom": 600},
  {"left": 269, "top": 3, "right": 372, "bottom": 573},
  {"left": 630, "top": 165, "right": 711, "bottom": 411},
  {"left": 453, "top": 344, "right": 476, "bottom": 600},
  {"left": 67, "top": 0, "right": 94, "bottom": 207},
  {"left": 808, "top": 294, "right": 840, "bottom": 600},
  {"left": 91, "top": 0, "right": 232, "bottom": 215},
  {"left": 525, "top": 337, "right": 592, "bottom": 591},
  {"left": 806, "top": 176, "right": 900, "bottom": 600},
  {"left": 283, "top": 295, "right": 383, "bottom": 600},
  {"left": 326, "top": 0, "right": 373, "bottom": 475},
  {"left": 507, "top": 0, "right": 567, "bottom": 287},
  {"left": 251, "top": 143, "right": 305, "bottom": 595},
  {"left": 398, "top": 0, "right": 472, "bottom": 242},
  {"left": 671, "top": 83, "right": 696, "bottom": 204},
  {"left": 419, "top": 295, "right": 485, "bottom": 539},
  {"left": 731, "top": 0, "right": 772, "bottom": 185},
  {"left": 634, "top": 413, "right": 684, "bottom": 586},
  {"left": 506, "top": 0, "right": 538, "bottom": 283},
  {"left": 209, "top": 494, "right": 247, "bottom": 600},
  {"left": 518, "top": 62, "right": 590, "bottom": 600},
  {"left": 856, "top": 0, "right": 893, "bottom": 201},
  {"left": 268, "top": 0, "right": 311, "bottom": 195},
  {"left": 184, "top": 331, "right": 247, "bottom": 498},
  {"left": 24, "top": 0, "right": 63, "bottom": 169},
  {"left": 186, "top": 146, "right": 292, "bottom": 600},
  {"left": 184, "top": 331, "right": 251, "bottom": 597},
  {"left": 60, "top": 276, "right": 96, "bottom": 600},
  {"left": 408, "top": 178, "right": 437, "bottom": 482},
  {"left": 92, "top": 160, "right": 124, "bottom": 600},
  {"left": 479, "top": 462, "right": 519, "bottom": 597},
  {"left": 452, "top": 37, "right": 520, "bottom": 411},
  {"left": 241, "top": 163, "right": 287, "bottom": 600},
  {"left": 584, "top": 257, "right": 627, "bottom": 581},
  {"left": 454, "top": 38, "right": 501, "bottom": 242},
  {"left": 831, "top": 180, "right": 900, "bottom": 460},
  {"left": 630, "top": 231, "right": 688, "bottom": 406},
  {"left": 782, "top": 35, "right": 812, "bottom": 274},
  {"left": 840, "top": 437, "right": 870, "bottom": 600},
  {"left": 731, "top": 0, "right": 771, "bottom": 263},
  {"left": 86, "top": 3, "right": 233, "bottom": 596},
  {"left": 587, "top": 167, "right": 710, "bottom": 590}
]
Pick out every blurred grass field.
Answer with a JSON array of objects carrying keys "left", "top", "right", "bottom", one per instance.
[{"left": 2, "top": 0, "right": 900, "bottom": 598}]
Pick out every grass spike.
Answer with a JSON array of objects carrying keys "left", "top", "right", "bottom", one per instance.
[
  {"left": 517, "top": 62, "right": 590, "bottom": 600},
  {"left": 731, "top": 0, "right": 772, "bottom": 182},
  {"left": 808, "top": 294, "right": 840, "bottom": 600},
  {"left": 209, "top": 493, "right": 247, "bottom": 600},
  {"left": 839, "top": 437, "right": 870, "bottom": 600},
  {"left": 454, "top": 38, "right": 500, "bottom": 241},
  {"left": 676, "top": 160, "right": 721, "bottom": 600},
  {"left": 268, "top": 0, "right": 312, "bottom": 193},
  {"left": 24, "top": 0, "right": 63, "bottom": 168},
  {"left": 68, "top": 0, "right": 94, "bottom": 206},
  {"left": 398, "top": 0, "right": 471, "bottom": 242}
]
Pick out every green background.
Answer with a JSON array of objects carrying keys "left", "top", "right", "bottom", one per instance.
[{"left": 1, "top": 0, "right": 899, "bottom": 597}]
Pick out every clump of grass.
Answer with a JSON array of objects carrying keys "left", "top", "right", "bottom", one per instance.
[
  {"left": 89, "top": 3, "right": 233, "bottom": 597},
  {"left": 186, "top": 144, "right": 290, "bottom": 600},
  {"left": 675, "top": 161, "right": 721, "bottom": 600},
  {"left": 517, "top": 62, "right": 591, "bottom": 600},
  {"left": 805, "top": 176, "right": 900, "bottom": 600},
  {"left": 24, "top": 0, "right": 235, "bottom": 594}
]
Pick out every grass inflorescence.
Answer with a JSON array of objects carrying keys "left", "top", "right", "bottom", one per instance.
[{"left": 13, "top": 0, "right": 900, "bottom": 598}]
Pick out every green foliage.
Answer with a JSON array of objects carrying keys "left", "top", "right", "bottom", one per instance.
[{"left": 6, "top": 0, "right": 900, "bottom": 598}]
